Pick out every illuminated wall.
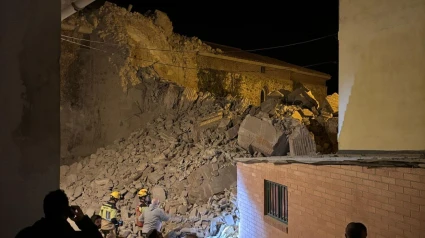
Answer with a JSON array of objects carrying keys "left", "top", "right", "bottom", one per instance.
[
  {"left": 238, "top": 162, "right": 425, "bottom": 238},
  {"left": 338, "top": 0, "right": 425, "bottom": 151},
  {"left": 197, "top": 55, "right": 329, "bottom": 106}
]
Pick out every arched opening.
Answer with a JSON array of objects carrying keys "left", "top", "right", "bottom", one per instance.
[{"left": 260, "top": 89, "right": 266, "bottom": 103}]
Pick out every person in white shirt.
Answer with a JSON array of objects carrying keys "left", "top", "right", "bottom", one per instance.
[{"left": 138, "top": 198, "right": 170, "bottom": 235}]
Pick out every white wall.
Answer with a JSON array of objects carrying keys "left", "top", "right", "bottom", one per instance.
[
  {"left": 339, "top": 0, "right": 425, "bottom": 151},
  {"left": 0, "top": 1, "right": 60, "bottom": 237}
]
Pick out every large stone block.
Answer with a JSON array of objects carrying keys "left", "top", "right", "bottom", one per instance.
[
  {"left": 287, "top": 86, "right": 319, "bottom": 109},
  {"left": 325, "top": 117, "right": 338, "bottom": 150},
  {"left": 238, "top": 115, "right": 289, "bottom": 156},
  {"left": 187, "top": 164, "right": 214, "bottom": 186},
  {"left": 209, "top": 165, "right": 237, "bottom": 194},
  {"left": 188, "top": 165, "right": 237, "bottom": 203},
  {"left": 226, "top": 125, "right": 240, "bottom": 140},
  {"left": 260, "top": 98, "right": 280, "bottom": 114},
  {"left": 322, "top": 93, "right": 339, "bottom": 114},
  {"left": 151, "top": 186, "right": 167, "bottom": 202},
  {"left": 288, "top": 125, "right": 317, "bottom": 156}
]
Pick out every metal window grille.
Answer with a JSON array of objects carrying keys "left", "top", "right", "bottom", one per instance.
[{"left": 264, "top": 180, "right": 288, "bottom": 223}]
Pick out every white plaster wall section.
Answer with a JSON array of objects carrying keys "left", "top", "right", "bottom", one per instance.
[
  {"left": 339, "top": 0, "right": 425, "bottom": 150},
  {"left": 337, "top": 76, "right": 353, "bottom": 139}
]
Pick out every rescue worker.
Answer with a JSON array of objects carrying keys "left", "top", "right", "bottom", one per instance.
[
  {"left": 99, "top": 191, "right": 122, "bottom": 238},
  {"left": 135, "top": 188, "right": 151, "bottom": 236}
]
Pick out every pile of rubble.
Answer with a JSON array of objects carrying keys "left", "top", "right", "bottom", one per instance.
[
  {"left": 60, "top": 76, "right": 250, "bottom": 237},
  {"left": 60, "top": 3, "right": 339, "bottom": 237},
  {"left": 60, "top": 71, "right": 338, "bottom": 237},
  {"left": 237, "top": 86, "right": 339, "bottom": 156},
  {"left": 61, "top": 2, "right": 220, "bottom": 93}
]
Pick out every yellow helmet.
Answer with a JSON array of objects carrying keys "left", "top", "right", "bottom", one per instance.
[
  {"left": 110, "top": 191, "right": 121, "bottom": 199},
  {"left": 138, "top": 189, "right": 148, "bottom": 197}
]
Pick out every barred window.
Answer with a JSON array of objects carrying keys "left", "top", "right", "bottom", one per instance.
[{"left": 264, "top": 180, "right": 288, "bottom": 223}]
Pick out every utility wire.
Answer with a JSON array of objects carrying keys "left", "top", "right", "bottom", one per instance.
[
  {"left": 61, "top": 37, "right": 266, "bottom": 73},
  {"left": 61, "top": 38, "right": 107, "bottom": 53},
  {"left": 61, "top": 34, "right": 200, "bottom": 53},
  {"left": 61, "top": 33, "right": 337, "bottom": 53},
  {"left": 61, "top": 35, "right": 120, "bottom": 46},
  {"left": 303, "top": 61, "right": 337, "bottom": 68},
  {"left": 62, "top": 37, "right": 335, "bottom": 74},
  {"left": 241, "top": 33, "right": 337, "bottom": 52}
]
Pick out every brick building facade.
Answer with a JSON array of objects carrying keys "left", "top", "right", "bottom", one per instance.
[{"left": 237, "top": 162, "right": 425, "bottom": 238}]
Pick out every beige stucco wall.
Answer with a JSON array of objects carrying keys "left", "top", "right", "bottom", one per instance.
[
  {"left": 339, "top": 0, "right": 425, "bottom": 151},
  {"left": 198, "top": 55, "right": 328, "bottom": 106}
]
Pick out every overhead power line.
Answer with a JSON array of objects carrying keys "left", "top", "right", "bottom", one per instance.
[
  {"left": 241, "top": 33, "right": 337, "bottom": 52},
  {"left": 61, "top": 38, "right": 107, "bottom": 52},
  {"left": 303, "top": 61, "right": 337, "bottom": 68},
  {"left": 61, "top": 33, "right": 337, "bottom": 53},
  {"left": 61, "top": 37, "right": 337, "bottom": 73},
  {"left": 61, "top": 35, "right": 202, "bottom": 53},
  {"left": 61, "top": 37, "right": 263, "bottom": 73}
]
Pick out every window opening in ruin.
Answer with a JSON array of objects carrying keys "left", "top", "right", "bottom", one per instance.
[
  {"left": 264, "top": 180, "right": 288, "bottom": 223},
  {"left": 260, "top": 90, "right": 266, "bottom": 103},
  {"left": 260, "top": 66, "right": 266, "bottom": 73}
]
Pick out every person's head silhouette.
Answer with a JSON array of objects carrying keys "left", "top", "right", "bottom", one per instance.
[
  {"left": 43, "top": 189, "right": 70, "bottom": 220},
  {"left": 345, "top": 222, "right": 367, "bottom": 238}
]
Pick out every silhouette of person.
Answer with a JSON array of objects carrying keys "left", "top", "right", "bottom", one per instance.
[
  {"left": 345, "top": 222, "right": 367, "bottom": 238},
  {"left": 15, "top": 189, "right": 102, "bottom": 238}
]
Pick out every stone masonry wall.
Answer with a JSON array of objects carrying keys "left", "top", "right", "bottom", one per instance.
[
  {"left": 197, "top": 56, "right": 328, "bottom": 106},
  {"left": 237, "top": 163, "right": 425, "bottom": 238}
]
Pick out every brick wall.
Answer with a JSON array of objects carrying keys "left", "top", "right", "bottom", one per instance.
[{"left": 237, "top": 162, "right": 425, "bottom": 238}]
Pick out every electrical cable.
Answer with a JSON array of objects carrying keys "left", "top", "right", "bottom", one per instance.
[
  {"left": 61, "top": 33, "right": 337, "bottom": 53},
  {"left": 61, "top": 37, "right": 336, "bottom": 74},
  {"left": 303, "top": 61, "right": 337, "bottom": 68},
  {"left": 61, "top": 34, "right": 200, "bottom": 53},
  {"left": 61, "top": 37, "right": 265, "bottom": 73},
  {"left": 240, "top": 33, "right": 337, "bottom": 52},
  {"left": 61, "top": 38, "right": 107, "bottom": 53}
]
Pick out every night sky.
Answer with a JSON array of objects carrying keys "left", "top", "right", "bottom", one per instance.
[{"left": 102, "top": 1, "right": 339, "bottom": 94}]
